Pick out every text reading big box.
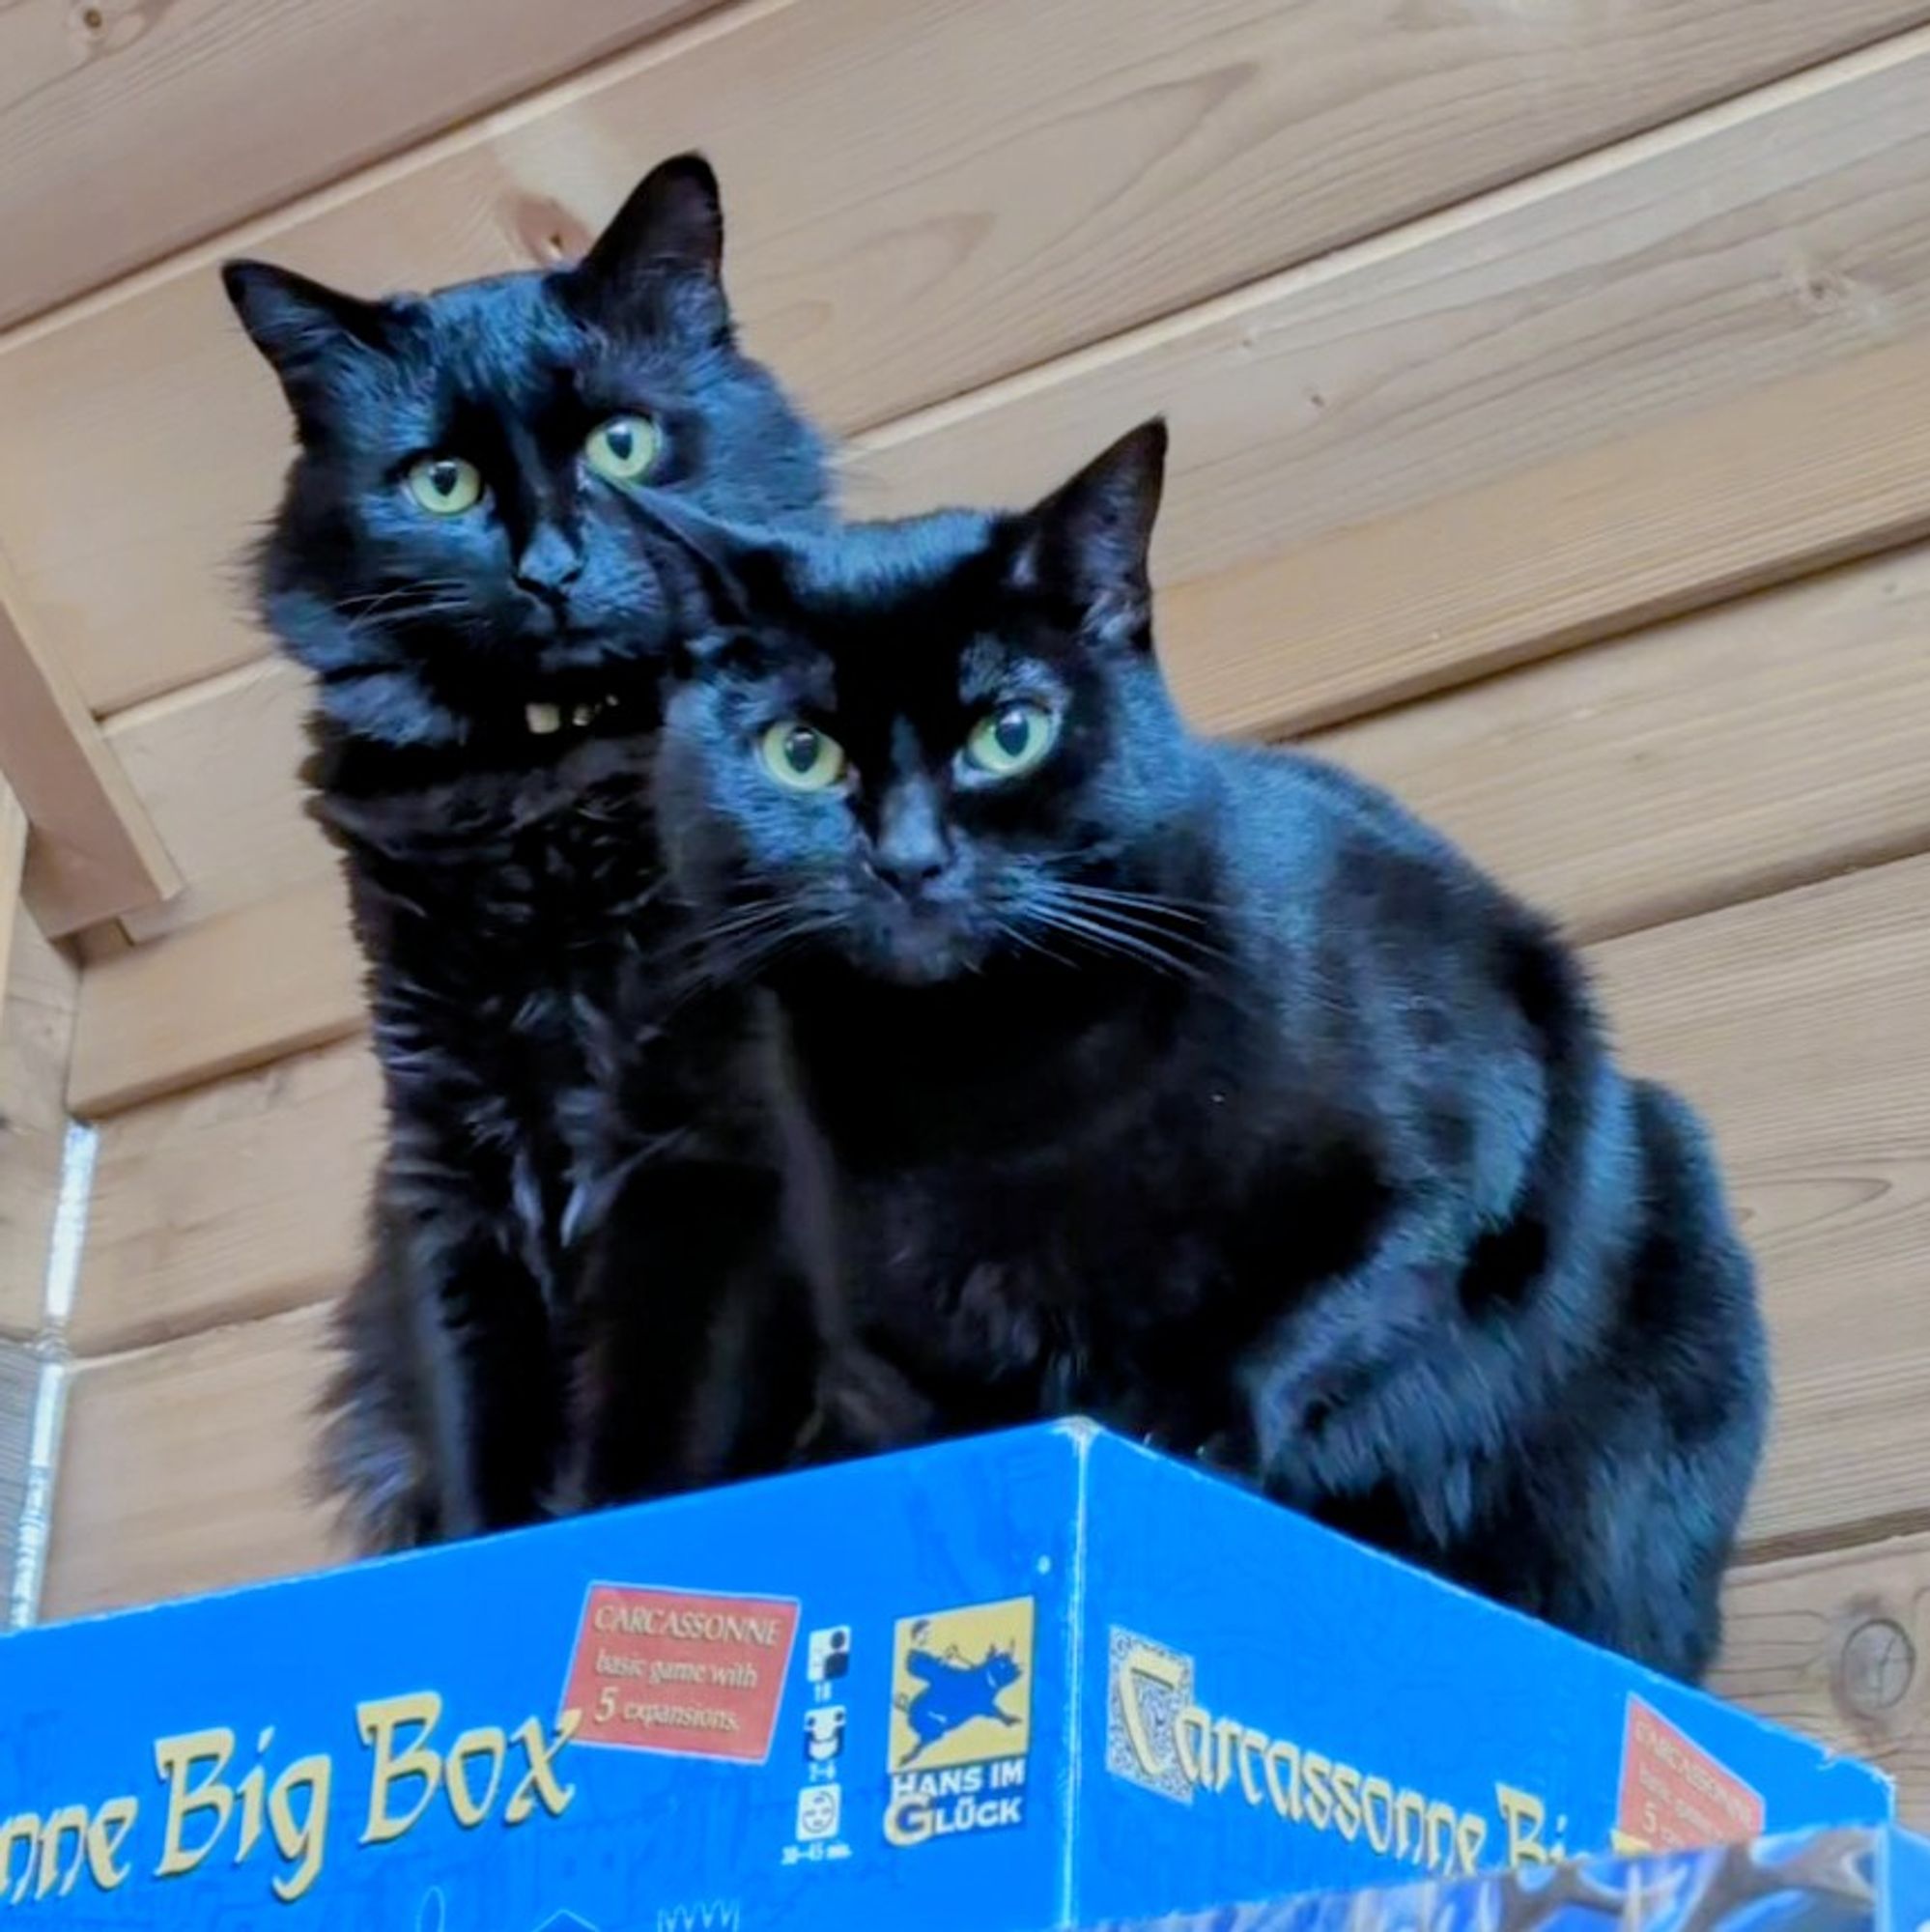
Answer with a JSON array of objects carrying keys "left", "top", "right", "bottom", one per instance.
[{"left": 0, "top": 1425, "right": 1892, "bottom": 1930}]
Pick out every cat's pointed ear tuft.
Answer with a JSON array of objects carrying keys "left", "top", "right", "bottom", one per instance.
[
  {"left": 1015, "top": 418, "right": 1168, "bottom": 650},
  {"left": 221, "top": 260, "right": 390, "bottom": 409},
  {"left": 583, "top": 153, "right": 725, "bottom": 290}
]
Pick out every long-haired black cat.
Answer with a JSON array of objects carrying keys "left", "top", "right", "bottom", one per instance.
[
  {"left": 641, "top": 423, "right": 1769, "bottom": 1678},
  {"left": 224, "top": 156, "right": 828, "bottom": 1551}
]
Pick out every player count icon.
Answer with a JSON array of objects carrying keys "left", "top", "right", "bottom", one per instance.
[{"left": 807, "top": 1625, "right": 851, "bottom": 1685}]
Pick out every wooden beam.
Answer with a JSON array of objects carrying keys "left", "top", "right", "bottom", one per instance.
[
  {"left": 0, "top": 917, "right": 79, "bottom": 1341},
  {"left": 9, "top": 10, "right": 1930, "bottom": 715},
  {"left": 0, "top": 778, "right": 23, "bottom": 1007},
  {"left": 1717, "top": 1533, "right": 1930, "bottom": 1825},
  {"left": 0, "top": 547, "right": 180, "bottom": 934}
]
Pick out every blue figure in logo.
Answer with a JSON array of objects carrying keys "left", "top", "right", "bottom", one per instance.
[{"left": 895, "top": 1629, "right": 1025, "bottom": 1766}]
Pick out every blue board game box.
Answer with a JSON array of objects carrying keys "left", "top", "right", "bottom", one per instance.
[
  {"left": 1097, "top": 1825, "right": 1930, "bottom": 1932},
  {"left": 0, "top": 1423, "right": 1891, "bottom": 1929}
]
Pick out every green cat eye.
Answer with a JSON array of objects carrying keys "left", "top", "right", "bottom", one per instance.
[
  {"left": 406, "top": 455, "right": 484, "bottom": 516},
  {"left": 965, "top": 701, "right": 1059, "bottom": 780},
  {"left": 760, "top": 721, "right": 847, "bottom": 793},
  {"left": 584, "top": 413, "right": 662, "bottom": 483}
]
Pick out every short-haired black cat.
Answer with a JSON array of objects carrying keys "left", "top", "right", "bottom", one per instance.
[
  {"left": 224, "top": 155, "right": 828, "bottom": 1551},
  {"left": 643, "top": 423, "right": 1769, "bottom": 1678}
]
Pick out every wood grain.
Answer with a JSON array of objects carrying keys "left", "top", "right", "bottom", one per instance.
[
  {"left": 81, "top": 538, "right": 1930, "bottom": 1102},
  {"left": 1717, "top": 1533, "right": 1930, "bottom": 1825},
  {"left": 0, "top": 920, "right": 78, "bottom": 1341},
  {"left": 1319, "top": 544, "right": 1930, "bottom": 945},
  {"left": 0, "top": 1340, "right": 42, "bottom": 1627},
  {"left": 0, "top": 779, "right": 23, "bottom": 1013},
  {"left": 0, "top": 0, "right": 716, "bottom": 328},
  {"left": 61, "top": 861, "right": 1930, "bottom": 1584},
  {"left": 41, "top": 1303, "right": 347, "bottom": 1620},
  {"left": 68, "top": 878, "right": 362, "bottom": 1118},
  {"left": 73, "top": 1038, "right": 380, "bottom": 1356},
  {"left": 10, "top": 9, "right": 1930, "bottom": 714},
  {"left": 1594, "top": 857, "right": 1930, "bottom": 1554},
  {"left": 0, "top": 546, "right": 181, "bottom": 934},
  {"left": 1161, "top": 328, "right": 1930, "bottom": 741}
]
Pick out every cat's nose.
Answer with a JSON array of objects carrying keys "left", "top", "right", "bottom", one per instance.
[
  {"left": 871, "top": 786, "right": 954, "bottom": 896},
  {"left": 514, "top": 527, "right": 584, "bottom": 603}
]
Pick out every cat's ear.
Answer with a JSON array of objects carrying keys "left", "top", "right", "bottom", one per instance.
[
  {"left": 221, "top": 261, "right": 391, "bottom": 409},
  {"left": 1011, "top": 418, "right": 1168, "bottom": 650},
  {"left": 582, "top": 154, "right": 726, "bottom": 295}
]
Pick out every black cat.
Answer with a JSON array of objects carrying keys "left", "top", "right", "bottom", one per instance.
[
  {"left": 223, "top": 156, "right": 828, "bottom": 1550},
  {"left": 639, "top": 423, "right": 1769, "bottom": 1678}
]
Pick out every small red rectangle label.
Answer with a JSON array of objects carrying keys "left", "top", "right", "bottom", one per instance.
[
  {"left": 1616, "top": 1696, "right": 1766, "bottom": 1851},
  {"left": 563, "top": 1585, "right": 799, "bottom": 1763}
]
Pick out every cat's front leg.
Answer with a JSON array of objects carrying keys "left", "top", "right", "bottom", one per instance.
[{"left": 797, "top": 1346, "right": 938, "bottom": 1465}]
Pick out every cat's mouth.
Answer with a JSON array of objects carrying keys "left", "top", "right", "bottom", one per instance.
[{"left": 522, "top": 694, "right": 625, "bottom": 737}]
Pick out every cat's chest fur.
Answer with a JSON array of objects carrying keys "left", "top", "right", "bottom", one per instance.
[{"left": 314, "top": 730, "right": 671, "bottom": 1283}]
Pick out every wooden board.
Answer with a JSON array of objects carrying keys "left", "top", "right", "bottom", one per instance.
[
  {"left": 0, "top": 779, "right": 23, "bottom": 1016},
  {"left": 73, "top": 1038, "right": 380, "bottom": 1357},
  {"left": 40, "top": 1303, "right": 346, "bottom": 1621},
  {"left": 1716, "top": 1532, "right": 1930, "bottom": 1825},
  {"left": 1160, "top": 327, "right": 1930, "bottom": 740},
  {"left": 64, "top": 853, "right": 1930, "bottom": 1574},
  {"left": 0, "top": 1340, "right": 41, "bottom": 1627},
  {"left": 68, "top": 878, "right": 363, "bottom": 1119},
  {"left": 1320, "top": 543, "right": 1930, "bottom": 945},
  {"left": 1594, "top": 856, "right": 1930, "bottom": 1555},
  {"left": 0, "top": 0, "right": 717, "bottom": 328},
  {"left": 8, "top": 9, "right": 1930, "bottom": 715},
  {"left": 77, "top": 539, "right": 1930, "bottom": 1099},
  {"left": 0, "top": 920, "right": 79, "bottom": 1341},
  {"left": 0, "top": 547, "right": 181, "bottom": 935}
]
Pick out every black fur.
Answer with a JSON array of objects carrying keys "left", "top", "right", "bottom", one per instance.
[
  {"left": 647, "top": 423, "right": 1770, "bottom": 1678},
  {"left": 224, "top": 156, "right": 829, "bottom": 1550}
]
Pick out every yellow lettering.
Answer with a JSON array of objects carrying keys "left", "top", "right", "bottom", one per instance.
[
  {"left": 1, "top": 1814, "right": 39, "bottom": 1906},
  {"left": 270, "top": 1755, "right": 331, "bottom": 1904},
  {"left": 86, "top": 1799, "right": 138, "bottom": 1892},
  {"left": 447, "top": 1728, "right": 508, "bottom": 1830},
  {"left": 1302, "top": 1753, "right": 1333, "bottom": 1830},
  {"left": 1395, "top": 1788, "right": 1428, "bottom": 1861},
  {"left": 1497, "top": 1783, "right": 1548, "bottom": 1865},
  {"left": 1236, "top": 1728, "right": 1268, "bottom": 1806},
  {"left": 1263, "top": 1739, "right": 1301, "bottom": 1820},
  {"left": 359, "top": 1693, "right": 443, "bottom": 1846},
  {"left": 156, "top": 1728, "right": 237, "bottom": 1881},
  {"left": 504, "top": 1712, "right": 579, "bottom": 1826},
  {"left": 1425, "top": 1800, "right": 1459, "bottom": 1873},
  {"left": 1114, "top": 1644, "right": 1183, "bottom": 1780},
  {"left": 883, "top": 1791, "right": 933, "bottom": 1847},
  {"left": 1456, "top": 1810, "right": 1490, "bottom": 1876},
  {"left": 1332, "top": 1762, "right": 1363, "bottom": 1841},
  {"left": 1174, "top": 1706, "right": 1209, "bottom": 1788},
  {"left": 1211, "top": 1718, "right": 1242, "bottom": 1794},
  {"left": 1362, "top": 1776, "right": 1396, "bottom": 1854},
  {"left": 33, "top": 1805, "right": 88, "bottom": 1901}
]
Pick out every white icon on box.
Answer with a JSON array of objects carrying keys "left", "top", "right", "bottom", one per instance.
[{"left": 795, "top": 1783, "right": 841, "bottom": 1843}]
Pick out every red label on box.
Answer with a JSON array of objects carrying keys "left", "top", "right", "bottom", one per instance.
[
  {"left": 562, "top": 1584, "right": 799, "bottom": 1763},
  {"left": 1616, "top": 1696, "right": 1766, "bottom": 1850}
]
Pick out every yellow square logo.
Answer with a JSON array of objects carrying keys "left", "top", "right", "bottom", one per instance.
[{"left": 888, "top": 1597, "right": 1035, "bottom": 1773}]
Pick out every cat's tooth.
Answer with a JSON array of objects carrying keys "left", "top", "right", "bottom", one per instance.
[
  {"left": 572, "top": 702, "right": 598, "bottom": 728},
  {"left": 525, "top": 702, "right": 563, "bottom": 736}
]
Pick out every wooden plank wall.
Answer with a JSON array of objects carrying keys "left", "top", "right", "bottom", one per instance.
[{"left": 0, "top": 0, "right": 1925, "bottom": 1819}]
